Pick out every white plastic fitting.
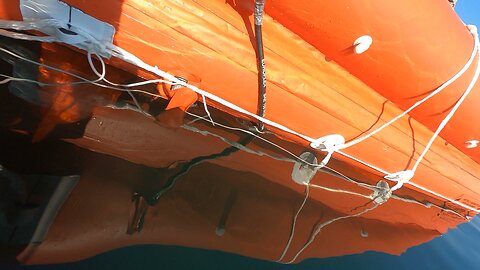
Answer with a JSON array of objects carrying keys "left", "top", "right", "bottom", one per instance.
[
  {"left": 371, "top": 180, "right": 391, "bottom": 205},
  {"left": 291, "top": 152, "right": 318, "bottom": 185},
  {"left": 465, "top": 140, "right": 479, "bottom": 149},
  {"left": 353, "top": 35, "right": 373, "bottom": 54}
]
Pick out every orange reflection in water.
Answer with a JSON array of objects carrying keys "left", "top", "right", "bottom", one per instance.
[{"left": 33, "top": 44, "right": 123, "bottom": 142}]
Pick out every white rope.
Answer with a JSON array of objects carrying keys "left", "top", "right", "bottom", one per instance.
[
  {"left": 277, "top": 184, "right": 310, "bottom": 262},
  {"left": 320, "top": 166, "right": 377, "bottom": 190},
  {"left": 0, "top": 48, "right": 472, "bottom": 219},
  {"left": 391, "top": 194, "right": 467, "bottom": 219},
  {"left": 183, "top": 113, "right": 429, "bottom": 264},
  {"left": 87, "top": 51, "right": 171, "bottom": 87},
  {"left": 181, "top": 124, "right": 298, "bottom": 163},
  {"left": 412, "top": 51, "right": 480, "bottom": 172},
  {"left": 310, "top": 184, "right": 372, "bottom": 199},
  {"left": 86, "top": 51, "right": 150, "bottom": 117},
  {"left": 384, "top": 45, "right": 480, "bottom": 191},
  {"left": 201, "top": 95, "right": 215, "bottom": 126},
  {"left": 185, "top": 111, "right": 480, "bottom": 213},
  {"left": 408, "top": 181, "right": 478, "bottom": 214},
  {"left": 335, "top": 27, "right": 480, "bottom": 193},
  {"left": 0, "top": 18, "right": 478, "bottom": 214},
  {"left": 184, "top": 118, "right": 372, "bottom": 191},
  {"left": 107, "top": 44, "right": 317, "bottom": 143},
  {"left": 283, "top": 203, "right": 379, "bottom": 264},
  {"left": 0, "top": 47, "right": 165, "bottom": 98},
  {"left": 335, "top": 150, "right": 392, "bottom": 175},
  {"left": 338, "top": 32, "right": 479, "bottom": 150},
  {"left": 0, "top": 74, "right": 90, "bottom": 87},
  {"left": 185, "top": 111, "right": 319, "bottom": 166},
  {"left": 194, "top": 106, "right": 474, "bottom": 255},
  {"left": 86, "top": 52, "right": 107, "bottom": 82}
]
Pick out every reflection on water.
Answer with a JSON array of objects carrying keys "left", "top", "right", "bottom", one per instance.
[
  {"left": 8, "top": 217, "right": 480, "bottom": 270},
  {"left": 0, "top": 35, "right": 477, "bottom": 267}
]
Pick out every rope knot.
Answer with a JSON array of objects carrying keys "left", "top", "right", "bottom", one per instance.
[
  {"left": 310, "top": 134, "right": 345, "bottom": 166},
  {"left": 384, "top": 170, "right": 414, "bottom": 191}
]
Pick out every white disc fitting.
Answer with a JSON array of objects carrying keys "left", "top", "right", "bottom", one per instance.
[{"left": 353, "top": 35, "right": 373, "bottom": 54}]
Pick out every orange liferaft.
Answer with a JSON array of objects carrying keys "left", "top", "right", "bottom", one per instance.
[{"left": 0, "top": 0, "right": 479, "bottom": 265}]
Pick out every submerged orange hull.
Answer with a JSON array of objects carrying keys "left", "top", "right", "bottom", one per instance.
[
  {"left": 0, "top": 109, "right": 460, "bottom": 264},
  {"left": 0, "top": 0, "right": 479, "bottom": 265}
]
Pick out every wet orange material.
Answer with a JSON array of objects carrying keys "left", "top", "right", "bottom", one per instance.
[
  {"left": 11, "top": 107, "right": 461, "bottom": 264},
  {"left": 32, "top": 43, "right": 123, "bottom": 142},
  {"left": 157, "top": 85, "right": 198, "bottom": 127},
  {"left": 265, "top": 0, "right": 480, "bottom": 164},
  {"left": 0, "top": 0, "right": 479, "bottom": 264},
  {"left": 0, "top": 0, "right": 479, "bottom": 216}
]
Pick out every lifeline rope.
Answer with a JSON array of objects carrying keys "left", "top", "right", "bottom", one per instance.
[
  {"left": 338, "top": 31, "right": 479, "bottom": 151},
  {"left": 0, "top": 18, "right": 478, "bottom": 212},
  {"left": 277, "top": 183, "right": 310, "bottom": 262},
  {"left": 283, "top": 203, "right": 380, "bottom": 264},
  {"left": 106, "top": 25, "right": 480, "bottom": 201},
  {"left": 184, "top": 114, "right": 466, "bottom": 218},
  {"left": 0, "top": 14, "right": 473, "bottom": 260},
  {"left": 0, "top": 53, "right": 472, "bottom": 263}
]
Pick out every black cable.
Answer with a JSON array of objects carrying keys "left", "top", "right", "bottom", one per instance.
[
  {"left": 254, "top": 0, "right": 267, "bottom": 132},
  {"left": 144, "top": 135, "right": 253, "bottom": 205},
  {"left": 138, "top": 0, "right": 267, "bottom": 207}
]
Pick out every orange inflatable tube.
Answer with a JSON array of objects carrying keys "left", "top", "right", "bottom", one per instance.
[
  {"left": 0, "top": 0, "right": 479, "bottom": 215},
  {"left": 265, "top": 0, "right": 480, "bottom": 164},
  {"left": 0, "top": 0, "right": 479, "bottom": 264}
]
